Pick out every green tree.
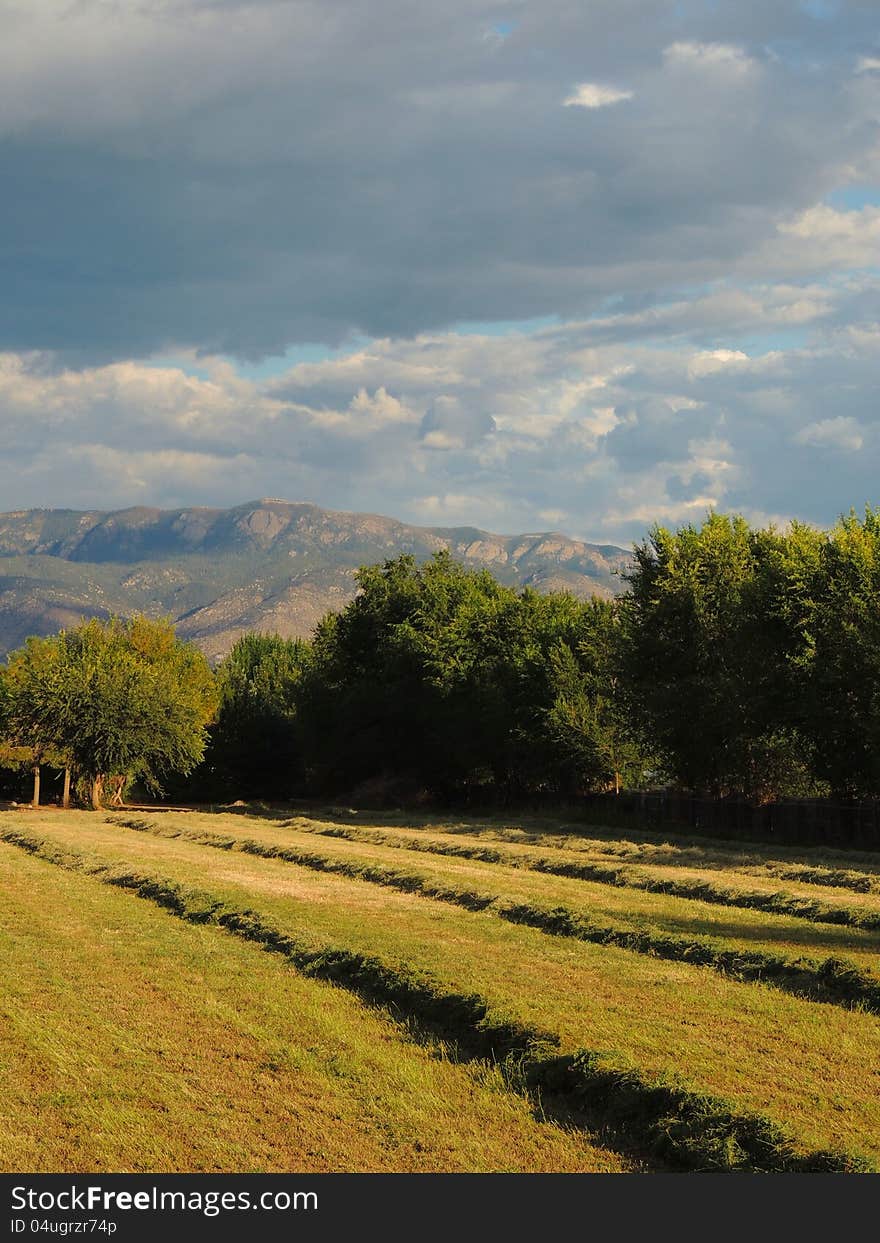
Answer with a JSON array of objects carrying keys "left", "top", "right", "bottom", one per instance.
[
  {"left": 300, "top": 552, "right": 647, "bottom": 799},
  {"left": 0, "top": 638, "right": 74, "bottom": 806},
  {"left": 300, "top": 552, "right": 508, "bottom": 792},
  {"left": 545, "top": 600, "right": 651, "bottom": 795},
  {"left": 621, "top": 512, "right": 821, "bottom": 798},
  {"left": 206, "top": 632, "right": 310, "bottom": 798},
  {"left": 806, "top": 507, "right": 880, "bottom": 796},
  {"left": 429, "top": 585, "right": 595, "bottom": 795},
  {"left": 4, "top": 615, "right": 217, "bottom": 808}
]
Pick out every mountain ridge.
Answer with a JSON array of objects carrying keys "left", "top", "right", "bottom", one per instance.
[{"left": 0, "top": 500, "right": 632, "bottom": 661}]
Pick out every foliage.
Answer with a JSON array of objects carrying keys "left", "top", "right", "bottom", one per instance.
[
  {"left": 297, "top": 553, "right": 649, "bottom": 798},
  {"left": 204, "top": 633, "right": 310, "bottom": 798},
  {"left": 3, "top": 615, "right": 217, "bottom": 806},
  {"left": 4, "top": 504, "right": 880, "bottom": 806},
  {"left": 621, "top": 513, "right": 824, "bottom": 799},
  {"left": 544, "top": 600, "right": 652, "bottom": 793},
  {"left": 805, "top": 507, "right": 880, "bottom": 797},
  {"left": 299, "top": 553, "right": 511, "bottom": 792}
]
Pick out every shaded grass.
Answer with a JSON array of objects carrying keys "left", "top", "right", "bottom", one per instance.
[
  {"left": 282, "top": 803, "right": 880, "bottom": 870},
  {"left": 107, "top": 815, "right": 880, "bottom": 1018},
  {"left": 0, "top": 827, "right": 866, "bottom": 1174},
  {"left": 6, "top": 812, "right": 880, "bottom": 1168},
  {"left": 290, "top": 804, "right": 880, "bottom": 888},
  {"left": 271, "top": 815, "right": 880, "bottom": 930},
  {"left": 144, "top": 812, "right": 880, "bottom": 971},
  {"left": 0, "top": 846, "right": 634, "bottom": 1174}
]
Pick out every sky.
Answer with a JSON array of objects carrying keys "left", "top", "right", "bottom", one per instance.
[{"left": 1, "top": 0, "right": 879, "bottom": 546}]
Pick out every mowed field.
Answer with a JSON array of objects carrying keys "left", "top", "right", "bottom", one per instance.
[{"left": 2, "top": 806, "right": 879, "bottom": 1173}]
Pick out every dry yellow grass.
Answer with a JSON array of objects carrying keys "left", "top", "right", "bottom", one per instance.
[{"left": 276, "top": 812, "right": 880, "bottom": 914}]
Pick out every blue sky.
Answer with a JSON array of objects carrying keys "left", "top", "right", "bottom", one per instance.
[{"left": 0, "top": 1, "right": 879, "bottom": 544}]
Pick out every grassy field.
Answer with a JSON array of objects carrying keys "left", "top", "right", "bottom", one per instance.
[
  {"left": 2, "top": 804, "right": 879, "bottom": 1172},
  {"left": 0, "top": 840, "right": 630, "bottom": 1173}
]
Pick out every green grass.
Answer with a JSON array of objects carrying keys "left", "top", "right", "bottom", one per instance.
[
  {"left": 105, "top": 813, "right": 880, "bottom": 1015},
  {"left": 5, "top": 809, "right": 879, "bottom": 1169},
  {"left": 271, "top": 812, "right": 880, "bottom": 929},
  {"left": 0, "top": 843, "right": 632, "bottom": 1174},
  {"left": 0, "top": 831, "right": 861, "bottom": 1173},
  {"left": 113, "top": 812, "right": 880, "bottom": 973},
  {"left": 290, "top": 806, "right": 880, "bottom": 885}
]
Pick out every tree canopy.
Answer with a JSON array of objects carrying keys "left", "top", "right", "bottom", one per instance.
[
  {"left": 296, "top": 552, "right": 649, "bottom": 798},
  {"left": 806, "top": 508, "right": 880, "bottom": 797},
  {"left": 204, "top": 632, "right": 310, "bottom": 798},
  {"left": 3, "top": 615, "right": 217, "bottom": 807},
  {"left": 2, "top": 505, "right": 880, "bottom": 810}
]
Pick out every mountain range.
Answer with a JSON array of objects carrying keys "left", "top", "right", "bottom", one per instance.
[{"left": 0, "top": 500, "right": 631, "bottom": 662}]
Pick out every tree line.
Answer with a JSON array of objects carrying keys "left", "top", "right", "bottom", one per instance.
[{"left": 2, "top": 507, "right": 880, "bottom": 808}]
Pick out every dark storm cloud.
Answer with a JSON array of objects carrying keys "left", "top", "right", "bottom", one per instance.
[
  {"left": 2, "top": 0, "right": 878, "bottom": 360},
  {"left": 0, "top": 1, "right": 878, "bottom": 541}
]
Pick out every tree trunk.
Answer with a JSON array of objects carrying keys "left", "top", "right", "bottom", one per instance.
[
  {"left": 62, "top": 767, "right": 71, "bottom": 810},
  {"left": 91, "top": 774, "right": 105, "bottom": 810},
  {"left": 31, "top": 765, "right": 40, "bottom": 809},
  {"left": 614, "top": 770, "right": 621, "bottom": 795},
  {"left": 109, "top": 775, "right": 126, "bottom": 807}
]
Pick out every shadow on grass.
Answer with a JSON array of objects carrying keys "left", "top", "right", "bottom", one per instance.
[
  {"left": 273, "top": 802, "right": 880, "bottom": 867},
  {"left": 4, "top": 823, "right": 870, "bottom": 1173}
]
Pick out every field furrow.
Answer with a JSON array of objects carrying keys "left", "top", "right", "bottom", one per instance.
[
  {"left": 108, "top": 812, "right": 880, "bottom": 966},
  {"left": 294, "top": 810, "right": 880, "bottom": 893},
  {"left": 271, "top": 812, "right": 880, "bottom": 927}
]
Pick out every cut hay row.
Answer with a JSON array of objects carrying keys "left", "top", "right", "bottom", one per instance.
[
  {"left": 294, "top": 812, "right": 880, "bottom": 894},
  {"left": 0, "top": 843, "right": 631, "bottom": 1173},
  {"left": 299, "top": 808, "right": 880, "bottom": 878},
  {"left": 106, "top": 816, "right": 880, "bottom": 1017},
  {"left": 0, "top": 825, "right": 867, "bottom": 1174},
  {"left": 13, "top": 812, "right": 880, "bottom": 1164},
  {"left": 753, "top": 862, "right": 880, "bottom": 895},
  {"left": 175, "top": 813, "right": 880, "bottom": 975},
  {"left": 274, "top": 816, "right": 880, "bottom": 930}
]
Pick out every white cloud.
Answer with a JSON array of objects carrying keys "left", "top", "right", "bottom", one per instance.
[
  {"left": 780, "top": 203, "right": 880, "bottom": 244},
  {"left": 0, "top": 4, "right": 878, "bottom": 542},
  {"left": 307, "top": 386, "right": 417, "bottom": 435},
  {"left": 563, "top": 82, "right": 633, "bottom": 109},
  {"left": 795, "top": 417, "right": 864, "bottom": 452},
  {"left": 1, "top": 3, "right": 876, "bottom": 360},
  {"left": 663, "top": 41, "right": 757, "bottom": 79},
  {"left": 0, "top": 272, "right": 878, "bottom": 543},
  {"left": 751, "top": 204, "right": 880, "bottom": 278},
  {"left": 687, "top": 350, "right": 749, "bottom": 379},
  {"left": 410, "top": 492, "right": 508, "bottom": 527}
]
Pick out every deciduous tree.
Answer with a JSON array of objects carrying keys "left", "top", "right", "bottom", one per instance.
[{"left": 4, "top": 616, "right": 217, "bottom": 808}]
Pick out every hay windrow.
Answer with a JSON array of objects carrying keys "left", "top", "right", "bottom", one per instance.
[
  {"left": 1, "top": 825, "right": 869, "bottom": 1175},
  {"left": 107, "top": 816, "right": 880, "bottom": 1018}
]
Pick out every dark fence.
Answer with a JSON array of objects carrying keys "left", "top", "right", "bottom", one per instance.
[{"left": 582, "top": 790, "right": 880, "bottom": 850}]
